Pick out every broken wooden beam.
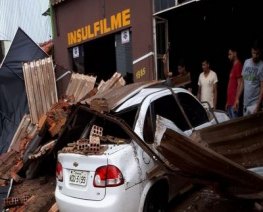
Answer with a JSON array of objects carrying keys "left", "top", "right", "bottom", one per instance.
[{"left": 65, "top": 73, "right": 96, "bottom": 103}]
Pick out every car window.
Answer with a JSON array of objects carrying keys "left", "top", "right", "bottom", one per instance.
[
  {"left": 154, "top": 95, "right": 190, "bottom": 131},
  {"left": 177, "top": 93, "right": 209, "bottom": 127},
  {"left": 143, "top": 94, "right": 189, "bottom": 144}
]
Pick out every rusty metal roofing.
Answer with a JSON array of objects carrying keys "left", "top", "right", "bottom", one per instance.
[{"left": 158, "top": 128, "right": 263, "bottom": 199}]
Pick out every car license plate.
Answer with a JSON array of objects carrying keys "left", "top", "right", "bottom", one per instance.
[{"left": 69, "top": 170, "right": 88, "bottom": 186}]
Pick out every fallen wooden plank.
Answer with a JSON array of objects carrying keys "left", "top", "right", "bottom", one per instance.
[
  {"left": 23, "top": 57, "right": 58, "bottom": 124},
  {"left": 85, "top": 80, "right": 160, "bottom": 110},
  {"left": 37, "top": 60, "right": 48, "bottom": 113},
  {"left": 46, "top": 57, "right": 58, "bottom": 105},
  {"left": 65, "top": 73, "right": 96, "bottom": 103},
  {"left": 8, "top": 115, "right": 31, "bottom": 152},
  {"left": 31, "top": 61, "right": 43, "bottom": 122},
  {"left": 73, "top": 75, "right": 86, "bottom": 101},
  {"left": 96, "top": 72, "right": 122, "bottom": 95},
  {"left": 48, "top": 203, "right": 59, "bottom": 212},
  {"left": 76, "top": 75, "right": 96, "bottom": 102},
  {"left": 35, "top": 60, "right": 46, "bottom": 117},
  {"left": 23, "top": 63, "right": 38, "bottom": 124},
  {"left": 41, "top": 58, "right": 52, "bottom": 110}
]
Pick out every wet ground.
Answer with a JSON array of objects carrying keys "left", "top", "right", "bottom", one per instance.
[{"left": 168, "top": 186, "right": 261, "bottom": 212}]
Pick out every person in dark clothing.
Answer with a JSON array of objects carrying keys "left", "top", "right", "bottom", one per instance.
[
  {"left": 176, "top": 59, "right": 192, "bottom": 92},
  {"left": 162, "top": 56, "right": 192, "bottom": 91}
]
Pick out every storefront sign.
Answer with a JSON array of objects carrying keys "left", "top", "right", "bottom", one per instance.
[
  {"left": 68, "top": 8, "right": 131, "bottom": 46},
  {"left": 72, "top": 46, "right": 79, "bottom": 58},
  {"left": 121, "top": 29, "right": 130, "bottom": 44}
]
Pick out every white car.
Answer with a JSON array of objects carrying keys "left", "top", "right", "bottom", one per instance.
[{"left": 55, "top": 82, "right": 229, "bottom": 212}]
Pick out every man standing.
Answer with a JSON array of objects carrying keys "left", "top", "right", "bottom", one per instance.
[
  {"left": 197, "top": 59, "right": 218, "bottom": 109},
  {"left": 234, "top": 42, "right": 263, "bottom": 116},
  {"left": 225, "top": 47, "right": 243, "bottom": 118}
]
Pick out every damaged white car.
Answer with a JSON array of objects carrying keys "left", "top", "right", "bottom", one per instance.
[{"left": 55, "top": 81, "right": 229, "bottom": 212}]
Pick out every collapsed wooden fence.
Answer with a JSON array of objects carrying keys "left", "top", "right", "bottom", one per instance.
[{"left": 23, "top": 57, "right": 58, "bottom": 124}]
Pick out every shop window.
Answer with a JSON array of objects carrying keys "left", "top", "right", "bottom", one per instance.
[
  {"left": 154, "top": 0, "right": 175, "bottom": 13},
  {"left": 178, "top": 0, "right": 193, "bottom": 4},
  {"left": 84, "top": 34, "right": 116, "bottom": 82},
  {"left": 68, "top": 45, "right": 85, "bottom": 74}
]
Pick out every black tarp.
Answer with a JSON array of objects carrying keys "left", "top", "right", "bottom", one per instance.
[{"left": 0, "top": 28, "right": 47, "bottom": 153}]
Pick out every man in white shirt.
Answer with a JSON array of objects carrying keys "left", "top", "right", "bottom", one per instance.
[{"left": 197, "top": 59, "right": 218, "bottom": 109}]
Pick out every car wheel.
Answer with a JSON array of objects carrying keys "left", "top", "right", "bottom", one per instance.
[{"left": 143, "top": 184, "right": 168, "bottom": 212}]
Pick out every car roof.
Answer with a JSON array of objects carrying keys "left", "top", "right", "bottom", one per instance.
[
  {"left": 88, "top": 81, "right": 160, "bottom": 111},
  {"left": 114, "top": 85, "right": 189, "bottom": 112},
  {"left": 88, "top": 79, "right": 191, "bottom": 113}
]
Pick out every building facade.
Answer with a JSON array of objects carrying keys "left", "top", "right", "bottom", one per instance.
[
  {"left": 51, "top": 0, "right": 157, "bottom": 83},
  {"left": 52, "top": 0, "right": 263, "bottom": 110}
]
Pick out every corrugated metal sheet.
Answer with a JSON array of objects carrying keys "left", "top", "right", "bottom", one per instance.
[{"left": 0, "top": 0, "right": 51, "bottom": 43}]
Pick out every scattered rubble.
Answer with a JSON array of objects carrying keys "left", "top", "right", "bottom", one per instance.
[
  {"left": 0, "top": 55, "right": 127, "bottom": 211},
  {"left": 2, "top": 52, "right": 263, "bottom": 211}
]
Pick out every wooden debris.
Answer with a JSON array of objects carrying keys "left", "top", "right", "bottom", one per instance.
[
  {"left": 84, "top": 80, "right": 158, "bottom": 110},
  {"left": 0, "top": 151, "right": 20, "bottom": 181},
  {"left": 48, "top": 203, "right": 59, "bottom": 212},
  {"left": 29, "top": 140, "right": 56, "bottom": 160},
  {"left": 8, "top": 115, "right": 31, "bottom": 152},
  {"left": 96, "top": 72, "right": 125, "bottom": 95},
  {"left": 22, "top": 57, "right": 58, "bottom": 124},
  {"left": 10, "top": 160, "right": 23, "bottom": 183},
  {"left": 65, "top": 73, "right": 96, "bottom": 103},
  {"left": 82, "top": 72, "right": 126, "bottom": 105},
  {"left": 19, "top": 125, "right": 38, "bottom": 158},
  {"left": 46, "top": 101, "right": 71, "bottom": 137},
  {"left": 90, "top": 98, "right": 109, "bottom": 113},
  {"left": 38, "top": 114, "right": 47, "bottom": 132}
]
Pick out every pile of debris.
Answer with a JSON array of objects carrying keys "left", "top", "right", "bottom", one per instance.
[{"left": 0, "top": 55, "right": 126, "bottom": 211}]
